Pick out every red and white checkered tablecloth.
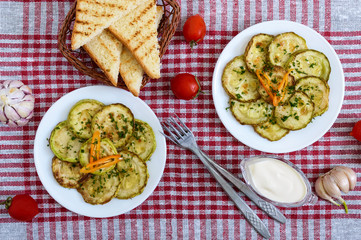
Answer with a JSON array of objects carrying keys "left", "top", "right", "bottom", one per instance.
[{"left": 1, "top": 0, "right": 360, "bottom": 239}]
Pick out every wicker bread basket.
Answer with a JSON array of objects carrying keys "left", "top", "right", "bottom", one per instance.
[{"left": 58, "top": 0, "right": 180, "bottom": 89}]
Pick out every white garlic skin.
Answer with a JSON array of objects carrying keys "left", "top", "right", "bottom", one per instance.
[
  {"left": 0, "top": 80, "right": 35, "bottom": 127},
  {"left": 315, "top": 166, "right": 357, "bottom": 210}
]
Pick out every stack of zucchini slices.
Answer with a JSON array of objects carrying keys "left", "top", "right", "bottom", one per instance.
[
  {"left": 49, "top": 99, "right": 156, "bottom": 205},
  {"left": 222, "top": 32, "right": 330, "bottom": 141}
]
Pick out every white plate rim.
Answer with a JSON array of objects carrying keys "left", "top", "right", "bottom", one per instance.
[
  {"left": 34, "top": 85, "right": 167, "bottom": 218},
  {"left": 212, "top": 20, "right": 345, "bottom": 153}
]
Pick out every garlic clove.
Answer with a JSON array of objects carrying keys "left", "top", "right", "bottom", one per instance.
[
  {"left": 20, "top": 85, "right": 32, "bottom": 94},
  {"left": 0, "top": 108, "right": 6, "bottom": 122},
  {"left": 315, "top": 176, "right": 340, "bottom": 206},
  {"left": 335, "top": 166, "right": 357, "bottom": 190},
  {"left": 7, "top": 80, "right": 24, "bottom": 89},
  {"left": 15, "top": 117, "right": 30, "bottom": 127},
  {"left": 9, "top": 88, "right": 25, "bottom": 100},
  {"left": 322, "top": 174, "right": 342, "bottom": 199},
  {"left": 23, "top": 95, "right": 35, "bottom": 102},
  {"left": 13, "top": 101, "right": 34, "bottom": 118},
  {"left": 4, "top": 105, "right": 20, "bottom": 122},
  {"left": 331, "top": 169, "right": 350, "bottom": 193},
  {"left": 322, "top": 174, "right": 349, "bottom": 213}
]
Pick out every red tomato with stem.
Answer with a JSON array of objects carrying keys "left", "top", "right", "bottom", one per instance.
[
  {"left": 1, "top": 194, "right": 39, "bottom": 222},
  {"left": 183, "top": 15, "right": 206, "bottom": 48},
  {"left": 171, "top": 73, "right": 201, "bottom": 100},
  {"left": 350, "top": 120, "right": 361, "bottom": 142}
]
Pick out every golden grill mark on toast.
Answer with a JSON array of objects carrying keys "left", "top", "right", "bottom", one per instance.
[{"left": 82, "top": 0, "right": 127, "bottom": 11}]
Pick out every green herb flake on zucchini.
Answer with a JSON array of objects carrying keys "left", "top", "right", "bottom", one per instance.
[
  {"left": 52, "top": 156, "right": 85, "bottom": 188},
  {"left": 67, "top": 99, "right": 104, "bottom": 139},
  {"left": 77, "top": 170, "right": 121, "bottom": 205},
  {"left": 91, "top": 104, "right": 134, "bottom": 149},
  {"left": 230, "top": 99, "right": 274, "bottom": 125},
  {"left": 222, "top": 56, "right": 260, "bottom": 102},
  {"left": 116, "top": 151, "right": 148, "bottom": 199},
  {"left": 125, "top": 119, "right": 156, "bottom": 161},
  {"left": 295, "top": 76, "right": 329, "bottom": 117},
  {"left": 286, "top": 49, "right": 331, "bottom": 81},
  {"left": 244, "top": 33, "right": 274, "bottom": 73},
  {"left": 49, "top": 121, "right": 85, "bottom": 163},
  {"left": 254, "top": 116, "right": 289, "bottom": 141},
  {"left": 275, "top": 91, "right": 314, "bottom": 130},
  {"left": 268, "top": 32, "right": 307, "bottom": 67}
]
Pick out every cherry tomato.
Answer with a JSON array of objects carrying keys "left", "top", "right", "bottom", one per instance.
[
  {"left": 350, "top": 120, "right": 361, "bottom": 142},
  {"left": 183, "top": 15, "right": 206, "bottom": 48},
  {"left": 171, "top": 73, "right": 201, "bottom": 100},
  {"left": 1, "top": 194, "right": 39, "bottom": 222}
]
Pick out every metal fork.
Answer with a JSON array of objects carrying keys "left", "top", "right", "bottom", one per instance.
[{"left": 161, "top": 115, "right": 286, "bottom": 239}]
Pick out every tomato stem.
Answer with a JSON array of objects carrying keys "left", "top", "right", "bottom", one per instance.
[
  {"left": 189, "top": 39, "right": 201, "bottom": 49},
  {"left": 0, "top": 197, "right": 13, "bottom": 209},
  {"left": 192, "top": 76, "right": 202, "bottom": 99}
]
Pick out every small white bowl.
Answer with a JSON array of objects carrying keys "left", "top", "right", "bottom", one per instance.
[{"left": 240, "top": 155, "right": 318, "bottom": 208}]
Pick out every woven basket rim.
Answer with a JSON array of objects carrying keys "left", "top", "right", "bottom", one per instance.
[{"left": 58, "top": 0, "right": 180, "bottom": 90}]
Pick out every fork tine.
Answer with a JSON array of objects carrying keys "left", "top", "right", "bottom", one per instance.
[
  {"left": 169, "top": 116, "right": 187, "bottom": 135},
  {"left": 166, "top": 120, "right": 183, "bottom": 138},
  {"left": 175, "top": 114, "right": 191, "bottom": 133},
  {"left": 161, "top": 122, "right": 180, "bottom": 141},
  {"left": 159, "top": 131, "right": 180, "bottom": 145}
]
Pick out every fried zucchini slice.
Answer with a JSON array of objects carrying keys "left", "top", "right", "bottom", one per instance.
[
  {"left": 244, "top": 34, "right": 274, "bottom": 73},
  {"left": 78, "top": 138, "right": 118, "bottom": 175},
  {"left": 49, "top": 121, "right": 85, "bottom": 163},
  {"left": 67, "top": 99, "right": 104, "bottom": 139},
  {"left": 77, "top": 170, "right": 121, "bottom": 205},
  {"left": 230, "top": 99, "right": 273, "bottom": 125},
  {"left": 286, "top": 49, "right": 331, "bottom": 81},
  {"left": 124, "top": 120, "right": 156, "bottom": 161},
  {"left": 52, "top": 156, "right": 85, "bottom": 188},
  {"left": 254, "top": 116, "right": 289, "bottom": 141},
  {"left": 275, "top": 91, "right": 314, "bottom": 130},
  {"left": 116, "top": 151, "right": 148, "bottom": 199},
  {"left": 91, "top": 104, "right": 134, "bottom": 149},
  {"left": 258, "top": 66, "right": 295, "bottom": 104},
  {"left": 295, "top": 76, "right": 329, "bottom": 117},
  {"left": 222, "top": 56, "right": 260, "bottom": 102},
  {"left": 268, "top": 32, "right": 307, "bottom": 67}
]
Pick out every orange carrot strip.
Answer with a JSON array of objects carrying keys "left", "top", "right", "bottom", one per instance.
[
  {"left": 80, "top": 158, "right": 121, "bottom": 173},
  {"left": 89, "top": 130, "right": 100, "bottom": 163},
  {"left": 96, "top": 137, "right": 101, "bottom": 161},
  {"left": 255, "top": 70, "right": 274, "bottom": 101},
  {"left": 260, "top": 71, "right": 279, "bottom": 105},
  {"left": 80, "top": 155, "right": 122, "bottom": 173},
  {"left": 278, "top": 69, "right": 292, "bottom": 91},
  {"left": 274, "top": 69, "right": 293, "bottom": 106},
  {"left": 85, "top": 155, "right": 122, "bottom": 168},
  {"left": 261, "top": 71, "right": 272, "bottom": 86}
]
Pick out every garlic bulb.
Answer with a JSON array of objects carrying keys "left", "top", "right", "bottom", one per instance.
[
  {"left": 0, "top": 80, "right": 35, "bottom": 127},
  {"left": 315, "top": 166, "right": 357, "bottom": 213}
]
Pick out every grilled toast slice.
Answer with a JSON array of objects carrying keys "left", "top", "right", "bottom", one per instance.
[
  {"left": 71, "top": 0, "right": 146, "bottom": 50},
  {"left": 83, "top": 29, "right": 123, "bottom": 86},
  {"left": 108, "top": 0, "right": 161, "bottom": 79},
  {"left": 119, "top": 6, "right": 164, "bottom": 96}
]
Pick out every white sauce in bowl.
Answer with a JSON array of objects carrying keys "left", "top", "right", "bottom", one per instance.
[{"left": 246, "top": 157, "right": 307, "bottom": 203}]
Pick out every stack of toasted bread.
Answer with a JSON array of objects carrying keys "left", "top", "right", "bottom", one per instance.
[{"left": 71, "top": 0, "right": 163, "bottom": 97}]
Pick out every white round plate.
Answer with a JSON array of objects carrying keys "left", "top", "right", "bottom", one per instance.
[
  {"left": 212, "top": 20, "right": 344, "bottom": 153},
  {"left": 34, "top": 86, "right": 167, "bottom": 218}
]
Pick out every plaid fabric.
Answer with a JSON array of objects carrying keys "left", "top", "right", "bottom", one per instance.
[{"left": 1, "top": 0, "right": 360, "bottom": 239}]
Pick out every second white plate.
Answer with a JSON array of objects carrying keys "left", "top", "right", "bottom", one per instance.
[
  {"left": 34, "top": 86, "right": 167, "bottom": 218},
  {"left": 212, "top": 20, "right": 344, "bottom": 153}
]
